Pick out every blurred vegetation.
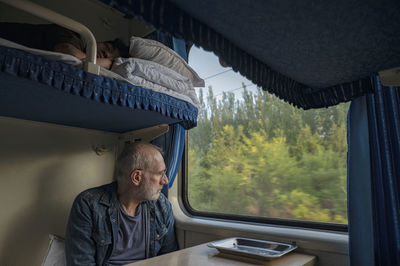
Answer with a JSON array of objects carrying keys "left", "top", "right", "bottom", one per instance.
[{"left": 188, "top": 85, "right": 349, "bottom": 224}]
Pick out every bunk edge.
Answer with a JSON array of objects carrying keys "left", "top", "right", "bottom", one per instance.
[
  {"left": 119, "top": 124, "right": 169, "bottom": 143},
  {"left": 378, "top": 66, "right": 400, "bottom": 86}
]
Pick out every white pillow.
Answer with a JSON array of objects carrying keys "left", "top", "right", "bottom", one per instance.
[
  {"left": 111, "top": 57, "right": 200, "bottom": 109},
  {"left": 129, "top": 36, "right": 205, "bottom": 87},
  {"left": 42, "top": 234, "right": 66, "bottom": 266}
]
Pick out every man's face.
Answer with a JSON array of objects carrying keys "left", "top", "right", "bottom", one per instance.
[
  {"left": 96, "top": 42, "right": 120, "bottom": 59},
  {"left": 139, "top": 151, "right": 168, "bottom": 201}
]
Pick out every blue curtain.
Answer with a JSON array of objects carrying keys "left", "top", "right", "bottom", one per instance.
[
  {"left": 348, "top": 76, "right": 400, "bottom": 265},
  {"left": 152, "top": 124, "right": 185, "bottom": 196},
  {"left": 366, "top": 77, "right": 400, "bottom": 265},
  {"left": 151, "top": 37, "right": 188, "bottom": 196},
  {"left": 348, "top": 96, "right": 374, "bottom": 265}
]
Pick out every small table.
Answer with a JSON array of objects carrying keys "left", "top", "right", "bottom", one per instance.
[{"left": 126, "top": 243, "right": 316, "bottom": 266}]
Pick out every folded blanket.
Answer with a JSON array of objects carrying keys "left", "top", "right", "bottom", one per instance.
[{"left": 111, "top": 57, "right": 200, "bottom": 108}]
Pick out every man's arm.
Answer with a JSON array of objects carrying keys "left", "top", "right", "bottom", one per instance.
[
  {"left": 53, "top": 43, "right": 86, "bottom": 60},
  {"left": 54, "top": 43, "right": 113, "bottom": 69},
  {"left": 65, "top": 194, "right": 97, "bottom": 266},
  {"left": 96, "top": 58, "right": 114, "bottom": 69},
  {"left": 157, "top": 199, "right": 179, "bottom": 255}
]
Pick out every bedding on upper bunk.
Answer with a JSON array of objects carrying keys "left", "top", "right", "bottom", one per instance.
[
  {"left": 0, "top": 21, "right": 202, "bottom": 106},
  {"left": 111, "top": 57, "right": 200, "bottom": 108},
  {"left": 0, "top": 36, "right": 201, "bottom": 109},
  {"left": 0, "top": 37, "right": 199, "bottom": 131},
  {"left": 129, "top": 36, "right": 204, "bottom": 87}
]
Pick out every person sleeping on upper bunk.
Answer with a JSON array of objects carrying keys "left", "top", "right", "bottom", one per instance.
[
  {"left": 0, "top": 22, "right": 129, "bottom": 69},
  {"left": 65, "top": 142, "right": 178, "bottom": 265}
]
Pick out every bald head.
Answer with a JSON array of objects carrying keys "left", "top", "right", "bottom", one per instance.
[{"left": 115, "top": 142, "right": 163, "bottom": 184}]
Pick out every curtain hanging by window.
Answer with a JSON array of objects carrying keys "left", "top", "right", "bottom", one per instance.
[
  {"left": 152, "top": 124, "right": 185, "bottom": 196},
  {"left": 348, "top": 96, "right": 374, "bottom": 265},
  {"left": 366, "top": 77, "right": 400, "bottom": 265},
  {"left": 348, "top": 76, "right": 400, "bottom": 265}
]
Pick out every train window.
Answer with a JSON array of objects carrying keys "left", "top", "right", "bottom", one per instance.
[{"left": 185, "top": 46, "right": 349, "bottom": 228}]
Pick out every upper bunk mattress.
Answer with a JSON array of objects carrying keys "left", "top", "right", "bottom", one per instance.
[{"left": 0, "top": 41, "right": 198, "bottom": 132}]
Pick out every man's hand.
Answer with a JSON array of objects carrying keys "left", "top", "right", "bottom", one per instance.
[
  {"left": 54, "top": 42, "right": 114, "bottom": 69},
  {"left": 96, "top": 58, "right": 113, "bottom": 69},
  {"left": 53, "top": 43, "right": 86, "bottom": 60}
]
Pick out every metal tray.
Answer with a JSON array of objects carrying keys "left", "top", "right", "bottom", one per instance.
[{"left": 207, "top": 237, "right": 297, "bottom": 260}]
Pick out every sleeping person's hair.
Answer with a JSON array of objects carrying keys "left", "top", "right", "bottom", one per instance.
[{"left": 108, "top": 38, "right": 129, "bottom": 58}]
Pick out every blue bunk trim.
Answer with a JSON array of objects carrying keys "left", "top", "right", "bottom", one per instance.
[{"left": 0, "top": 46, "right": 198, "bottom": 132}]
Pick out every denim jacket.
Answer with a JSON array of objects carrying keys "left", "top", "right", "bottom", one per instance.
[{"left": 65, "top": 182, "right": 178, "bottom": 266}]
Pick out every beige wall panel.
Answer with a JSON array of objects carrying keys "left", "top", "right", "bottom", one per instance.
[{"left": 0, "top": 116, "right": 118, "bottom": 266}]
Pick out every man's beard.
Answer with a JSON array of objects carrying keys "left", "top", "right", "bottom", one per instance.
[{"left": 135, "top": 177, "right": 161, "bottom": 201}]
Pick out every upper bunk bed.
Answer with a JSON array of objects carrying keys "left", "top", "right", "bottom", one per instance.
[
  {"left": 1, "top": 0, "right": 399, "bottom": 131},
  {"left": 0, "top": 0, "right": 201, "bottom": 133}
]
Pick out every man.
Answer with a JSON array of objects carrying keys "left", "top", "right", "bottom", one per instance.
[
  {"left": 65, "top": 142, "right": 178, "bottom": 265},
  {"left": 0, "top": 22, "right": 128, "bottom": 69}
]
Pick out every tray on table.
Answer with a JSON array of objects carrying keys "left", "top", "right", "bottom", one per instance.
[{"left": 207, "top": 237, "right": 297, "bottom": 261}]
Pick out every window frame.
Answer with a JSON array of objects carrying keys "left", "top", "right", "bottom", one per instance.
[{"left": 181, "top": 133, "right": 348, "bottom": 232}]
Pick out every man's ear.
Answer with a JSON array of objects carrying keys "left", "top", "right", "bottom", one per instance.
[{"left": 130, "top": 170, "right": 142, "bottom": 186}]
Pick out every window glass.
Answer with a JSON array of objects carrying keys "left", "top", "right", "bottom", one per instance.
[{"left": 187, "top": 47, "right": 348, "bottom": 224}]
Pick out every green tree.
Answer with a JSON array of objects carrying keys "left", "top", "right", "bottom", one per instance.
[{"left": 188, "top": 86, "right": 349, "bottom": 224}]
